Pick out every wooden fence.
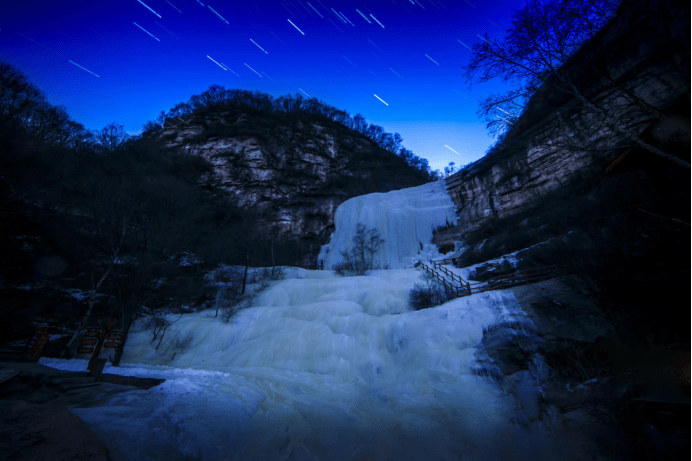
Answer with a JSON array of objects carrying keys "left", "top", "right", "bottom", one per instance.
[
  {"left": 419, "top": 262, "right": 471, "bottom": 297},
  {"left": 419, "top": 261, "right": 562, "bottom": 299}
]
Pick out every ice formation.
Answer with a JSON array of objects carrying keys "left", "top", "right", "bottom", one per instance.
[{"left": 318, "top": 180, "right": 457, "bottom": 270}]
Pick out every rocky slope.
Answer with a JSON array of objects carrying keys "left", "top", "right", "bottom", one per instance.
[{"left": 152, "top": 108, "right": 427, "bottom": 268}]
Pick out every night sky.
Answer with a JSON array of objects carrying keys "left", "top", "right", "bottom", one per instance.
[{"left": 1, "top": 0, "right": 528, "bottom": 173}]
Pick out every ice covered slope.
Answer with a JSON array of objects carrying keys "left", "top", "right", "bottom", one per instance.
[
  {"left": 318, "top": 180, "right": 457, "bottom": 270},
  {"left": 43, "top": 269, "right": 567, "bottom": 461}
]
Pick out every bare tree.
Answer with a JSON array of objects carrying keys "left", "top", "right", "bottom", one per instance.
[
  {"left": 0, "top": 62, "right": 46, "bottom": 121},
  {"left": 91, "top": 122, "right": 130, "bottom": 155},
  {"left": 336, "top": 224, "right": 386, "bottom": 275},
  {"left": 462, "top": 0, "right": 690, "bottom": 168},
  {"left": 464, "top": 0, "right": 620, "bottom": 135}
]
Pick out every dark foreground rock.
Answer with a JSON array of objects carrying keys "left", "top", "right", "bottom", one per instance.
[{"left": 0, "top": 399, "right": 113, "bottom": 461}]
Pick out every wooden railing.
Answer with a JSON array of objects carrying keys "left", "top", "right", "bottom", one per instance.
[
  {"left": 419, "top": 262, "right": 470, "bottom": 297},
  {"left": 418, "top": 260, "right": 562, "bottom": 299},
  {"left": 430, "top": 259, "right": 468, "bottom": 285},
  {"left": 431, "top": 257, "right": 463, "bottom": 267}
]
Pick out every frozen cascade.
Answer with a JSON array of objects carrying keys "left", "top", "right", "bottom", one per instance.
[
  {"left": 38, "top": 184, "right": 568, "bottom": 460},
  {"left": 318, "top": 180, "right": 457, "bottom": 270}
]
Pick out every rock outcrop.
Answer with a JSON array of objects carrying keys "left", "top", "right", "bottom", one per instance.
[
  {"left": 438, "top": 0, "right": 689, "bottom": 256},
  {"left": 153, "top": 109, "right": 427, "bottom": 268}
]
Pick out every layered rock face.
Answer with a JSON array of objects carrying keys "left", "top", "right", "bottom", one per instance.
[
  {"left": 154, "top": 109, "right": 426, "bottom": 267},
  {"left": 436, "top": 0, "right": 689, "bottom": 258}
]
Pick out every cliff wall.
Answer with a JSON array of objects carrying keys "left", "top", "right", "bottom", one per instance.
[
  {"left": 434, "top": 0, "right": 689, "bottom": 350},
  {"left": 437, "top": 0, "right": 689, "bottom": 257},
  {"left": 154, "top": 108, "right": 427, "bottom": 267}
]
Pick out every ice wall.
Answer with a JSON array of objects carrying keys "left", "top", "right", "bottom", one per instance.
[{"left": 318, "top": 180, "right": 457, "bottom": 270}]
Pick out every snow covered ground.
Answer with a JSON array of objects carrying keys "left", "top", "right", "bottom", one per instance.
[{"left": 37, "top": 181, "right": 571, "bottom": 460}]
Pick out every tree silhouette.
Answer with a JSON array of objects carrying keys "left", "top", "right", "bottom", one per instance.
[
  {"left": 463, "top": 0, "right": 620, "bottom": 138},
  {"left": 462, "top": 0, "right": 689, "bottom": 168}
]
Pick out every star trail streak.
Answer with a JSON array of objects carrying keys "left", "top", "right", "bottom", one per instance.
[
  {"left": 444, "top": 144, "right": 460, "bottom": 155},
  {"left": 370, "top": 14, "right": 385, "bottom": 28},
  {"left": 137, "top": 0, "right": 162, "bottom": 18},
  {"left": 425, "top": 54, "right": 440, "bottom": 65},
  {"left": 270, "top": 31, "right": 286, "bottom": 45},
  {"left": 331, "top": 9, "right": 347, "bottom": 24},
  {"left": 282, "top": 4, "right": 297, "bottom": 19},
  {"left": 156, "top": 22, "right": 178, "bottom": 39},
  {"left": 207, "top": 55, "right": 226, "bottom": 70},
  {"left": 16, "top": 32, "right": 54, "bottom": 52},
  {"left": 208, "top": 6, "right": 229, "bottom": 25},
  {"left": 339, "top": 12, "right": 355, "bottom": 27},
  {"left": 287, "top": 19, "right": 305, "bottom": 35},
  {"left": 342, "top": 55, "right": 356, "bottom": 67},
  {"left": 133, "top": 22, "right": 160, "bottom": 41},
  {"left": 261, "top": 72, "right": 278, "bottom": 84},
  {"left": 367, "top": 38, "right": 381, "bottom": 51},
  {"left": 457, "top": 39, "right": 472, "bottom": 50},
  {"left": 390, "top": 68, "right": 404, "bottom": 79},
  {"left": 68, "top": 60, "right": 99, "bottom": 77},
  {"left": 165, "top": 1, "right": 181, "bottom": 14},
  {"left": 452, "top": 89, "right": 468, "bottom": 99},
  {"left": 250, "top": 39, "right": 268, "bottom": 54},
  {"left": 357, "top": 9, "right": 372, "bottom": 24},
  {"left": 244, "top": 63, "right": 262, "bottom": 77},
  {"left": 307, "top": 2, "right": 323, "bottom": 18}
]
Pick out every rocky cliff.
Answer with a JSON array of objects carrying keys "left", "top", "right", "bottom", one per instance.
[
  {"left": 152, "top": 107, "right": 427, "bottom": 268},
  {"left": 432, "top": 1, "right": 689, "bottom": 452},
  {"left": 437, "top": 0, "right": 689, "bottom": 256}
]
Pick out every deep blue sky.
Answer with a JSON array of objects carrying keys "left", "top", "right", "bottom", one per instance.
[{"left": 1, "top": 0, "right": 528, "bottom": 173}]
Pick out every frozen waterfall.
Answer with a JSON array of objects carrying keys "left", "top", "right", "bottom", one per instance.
[
  {"left": 37, "top": 181, "right": 573, "bottom": 461},
  {"left": 318, "top": 180, "right": 457, "bottom": 270}
]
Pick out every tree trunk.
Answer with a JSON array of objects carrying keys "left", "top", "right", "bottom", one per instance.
[
  {"left": 111, "top": 316, "right": 133, "bottom": 367},
  {"left": 270, "top": 234, "right": 275, "bottom": 276},
  {"left": 60, "top": 266, "right": 114, "bottom": 359},
  {"left": 60, "top": 296, "right": 96, "bottom": 359},
  {"left": 241, "top": 261, "right": 249, "bottom": 295}
]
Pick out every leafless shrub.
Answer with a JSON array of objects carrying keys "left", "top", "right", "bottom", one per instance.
[
  {"left": 146, "top": 311, "right": 183, "bottom": 350},
  {"left": 409, "top": 273, "right": 454, "bottom": 310},
  {"left": 220, "top": 278, "right": 271, "bottom": 323},
  {"left": 174, "top": 334, "right": 194, "bottom": 353}
]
